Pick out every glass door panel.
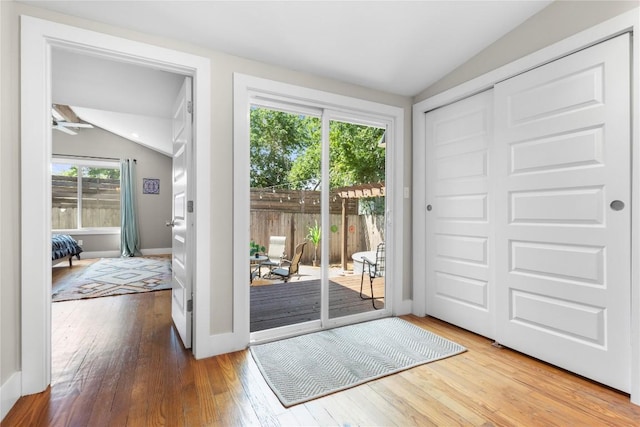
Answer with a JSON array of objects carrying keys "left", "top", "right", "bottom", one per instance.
[
  {"left": 248, "top": 105, "right": 322, "bottom": 333},
  {"left": 327, "top": 119, "right": 386, "bottom": 319}
]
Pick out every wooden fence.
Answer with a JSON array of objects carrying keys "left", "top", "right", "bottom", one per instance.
[
  {"left": 50, "top": 179, "right": 383, "bottom": 264},
  {"left": 250, "top": 188, "right": 384, "bottom": 266},
  {"left": 52, "top": 175, "right": 120, "bottom": 229}
]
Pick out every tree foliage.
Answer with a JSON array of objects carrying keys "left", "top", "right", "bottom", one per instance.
[
  {"left": 60, "top": 165, "right": 120, "bottom": 179},
  {"left": 249, "top": 107, "right": 320, "bottom": 188},
  {"left": 250, "top": 107, "right": 385, "bottom": 190},
  {"left": 329, "top": 121, "right": 385, "bottom": 188}
]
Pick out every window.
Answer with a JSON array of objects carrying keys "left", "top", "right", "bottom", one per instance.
[{"left": 51, "top": 159, "right": 121, "bottom": 230}]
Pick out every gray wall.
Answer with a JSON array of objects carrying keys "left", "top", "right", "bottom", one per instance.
[
  {"left": 53, "top": 126, "right": 173, "bottom": 252},
  {"left": 414, "top": 1, "right": 640, "bottom": 102}
]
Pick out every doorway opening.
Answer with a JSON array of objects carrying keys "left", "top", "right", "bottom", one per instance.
[
  {"left": 21, "top": 16, "right": 211, "bottom": 394},
  {"left": 234, "top": 74, "right": 404, "bottom": 345}
]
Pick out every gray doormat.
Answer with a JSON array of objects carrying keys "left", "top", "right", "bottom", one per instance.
[{"left": 250, "top": 317, "right": 466, "bottom": 407}]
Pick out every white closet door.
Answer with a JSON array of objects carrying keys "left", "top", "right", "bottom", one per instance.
[
  {"left": 425, "top": 90, "right": 494, "bottom": 338},
  {"left": 494, "top": 34, "right": 631, "bottom": 392}
]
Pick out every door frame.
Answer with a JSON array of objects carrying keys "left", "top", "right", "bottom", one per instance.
[
  {"left": 233, "top": 73, "right": 406, "bottom": 345},
  {"left": 20, "top": 16, "right": 211, "bottom": 395},
  {"left": 412, "top": 9, "right": 640, "bottom": 403}
]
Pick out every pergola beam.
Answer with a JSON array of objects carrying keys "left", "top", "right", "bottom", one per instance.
[
  {"left": 335, "top": 182, "right": 385, "bottom": 271},
  {"left": 335, "top": 182, "right": 385, "bottom": 199}
]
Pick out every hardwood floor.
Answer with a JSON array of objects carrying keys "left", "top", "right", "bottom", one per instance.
[
  {"left": 51, "top": 257, "right": 97, "bottom": 283},
  {"left": 4, "top": 290, "right": 640, "bottom": 426}
]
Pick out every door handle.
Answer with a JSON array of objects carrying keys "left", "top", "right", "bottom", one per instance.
[
  {"left": 166, "top": 220, "right": 176, "bottom": 227},
  {"left": 610, "top": 200, "right": 625, "bottom": 211}
]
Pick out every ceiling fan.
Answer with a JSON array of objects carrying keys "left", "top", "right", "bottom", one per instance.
[{"left": 52, "top": 104, "right": 93, "bottom": 135}]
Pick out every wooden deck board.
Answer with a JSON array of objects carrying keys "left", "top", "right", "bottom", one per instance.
[{"left": 250, "top": 277, "right": 385, "bottom": 331}]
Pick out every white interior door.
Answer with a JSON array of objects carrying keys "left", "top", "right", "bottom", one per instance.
[
  {"left": 171, "top": 77, "right": 193, "bottom": 348},
  {"left": 424, "top": 90, "right": 494, "bottom": 338},
  {"left": 494, "top": 34, "right": 631, "bottom": 392}
]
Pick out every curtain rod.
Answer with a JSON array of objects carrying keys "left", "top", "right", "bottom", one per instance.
[{"left": 52, "top": 153, "right": 136, "bottom": 162}]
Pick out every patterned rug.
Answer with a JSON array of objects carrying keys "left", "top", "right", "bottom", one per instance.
[
  {"left": 52, "top": 257, "right": 172, "bottom": 302},
  {"left": 250, "top": 317, "right": 466, "bottom": 407}
]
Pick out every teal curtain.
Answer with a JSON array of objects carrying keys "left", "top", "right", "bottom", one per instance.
[{"left": 120, "top": 159, "right": 141, "bottom": 257}]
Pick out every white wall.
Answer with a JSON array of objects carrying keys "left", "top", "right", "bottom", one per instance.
[{"left": 0, "top": 0, "right": 21, "bottom": 416}]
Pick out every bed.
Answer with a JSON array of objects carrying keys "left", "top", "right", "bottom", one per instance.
[{"left": 52, "top": 234, "right": 83, "bottom": 267}]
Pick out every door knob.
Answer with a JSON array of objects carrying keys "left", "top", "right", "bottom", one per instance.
[
  {"left": 610, "top": 200, "right": 625, "bottom": 211},
  {"left": 166, "top": 220, "right": 176, "bottom": 227}
]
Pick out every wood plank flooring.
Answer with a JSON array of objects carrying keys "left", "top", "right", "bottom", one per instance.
[{"left": 4, "top": 290, "right": 640, "bottom": 426}]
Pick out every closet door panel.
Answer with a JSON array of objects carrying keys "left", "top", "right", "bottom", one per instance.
[
  {"left": 494, "top": 34, "right": 631, "bottom": 392},
  {"left": 425, "top": 90, "right": 494, "bottom": 338}
]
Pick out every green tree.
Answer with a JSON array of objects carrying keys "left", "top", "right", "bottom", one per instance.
[
  {"left": 60, "top": 165, "right": 120, "bottom": 179},
  {"left": 85, "top": 167, "right": 120, "bottom": 179},
  {"left": 288, "top": 140, "right": 321, "bottom": 189},
  {"left": 288, "top": 121, "right": 385, "bottom": 189},
  {"left": 250, "top": 107, "right": 385, "bottom": 190},
  {"left": 61, "top": 165, "right": 79, "bottom": 177},
  {"left": 250, "top": 107, "right": 320, "bottom": 188}
]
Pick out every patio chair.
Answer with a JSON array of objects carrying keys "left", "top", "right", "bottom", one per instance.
[
  {"left": 360, "top": 242, "right": 385, "bottom": 309},
  {"left": 270, "top": 241, "right": 307, "bottom": 283},
  {"left": 260, "top": 235, "right": 287, "bottom": 273}
]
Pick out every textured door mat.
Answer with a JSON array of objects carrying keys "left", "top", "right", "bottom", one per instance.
[{"left": 250, "top": 317, "right": 466, "bottom": 407}]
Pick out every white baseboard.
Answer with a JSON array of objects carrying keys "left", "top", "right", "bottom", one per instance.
[
  {"left": 141, "top": 248, "right": 171, "bottom": 256},
  {"left": 396, "top": 299, "right": 413, "bottom": 316},
  {"left": 81, "top": 250, "right": 121, "bottom": 259},
  {"left": 81, "top": 248, "right": 171, "bottom": 259},
  {"left": 193, "top": 331, "right": 248, "bottom": 360},
  {"left": 1, "top": 371, "right": 21, "bottom": 421}
]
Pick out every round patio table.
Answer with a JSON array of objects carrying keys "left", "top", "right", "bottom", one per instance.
[{"left": 352, "top": 251, "right": 376, "bottom": 275}]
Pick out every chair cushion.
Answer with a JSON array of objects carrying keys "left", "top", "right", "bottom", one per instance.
[{"left": 271, "top": 267, "right": 288, "bottom": 277}]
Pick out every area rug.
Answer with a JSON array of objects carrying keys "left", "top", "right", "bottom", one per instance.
[
  {"left": 52, "top": 257, "right": 172, "bottom": 302},
  {"left": 250, "top": 317, "right": 466, "bottom": 407}
]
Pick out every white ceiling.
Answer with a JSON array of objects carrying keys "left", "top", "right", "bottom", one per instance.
[
  {"left": 52, "top": 48, "right": 184, "bottom": 155},
  {"left": 39, "top": 0, "right": 553, "bottom": 155},
  {"left": 23, "top": 0, "right": 553, "bottom": 97},
  {"left": 52, "top": 49, "right": 184, "bottom": 118}
]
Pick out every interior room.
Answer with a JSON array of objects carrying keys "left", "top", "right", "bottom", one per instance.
[
  {"left": 2, "top": 1, "right": 640, "bottom": 424},
  {"left": 49, "top": 48, "right": 180, "bottom": 259}
]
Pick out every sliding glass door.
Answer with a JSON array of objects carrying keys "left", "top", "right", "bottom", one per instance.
[{"left": 248, "top": 103, "right": 389, "bottom": 339}]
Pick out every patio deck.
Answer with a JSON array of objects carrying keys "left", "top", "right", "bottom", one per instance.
[{"left": 250, "top": 268, "right": 385, "bottom": 332}]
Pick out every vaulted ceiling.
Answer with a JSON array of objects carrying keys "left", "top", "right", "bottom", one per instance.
[
  {"left": 31, "top": 0, "right": 553, "bottom": 153},
  {"left": 24, "top": 0, "right": 552, "bottom": 96}
]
